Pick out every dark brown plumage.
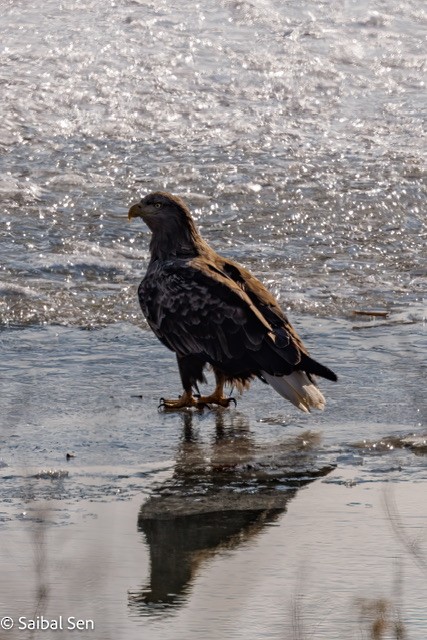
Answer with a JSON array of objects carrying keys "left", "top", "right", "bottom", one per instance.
[{"left": 128, "top": 191, "right": 337, "bottom": 411}]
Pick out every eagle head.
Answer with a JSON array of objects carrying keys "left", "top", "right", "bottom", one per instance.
[
  {"left": 128, "top": 191, "right": 202, "bottom": 258},
  {"left": 128, "top": 191, "right": 191, "bottom": 231}
]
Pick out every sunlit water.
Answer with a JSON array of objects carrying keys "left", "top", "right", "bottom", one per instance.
[{"left": 1, "top": 1, "right": 426, "bottom": 638}]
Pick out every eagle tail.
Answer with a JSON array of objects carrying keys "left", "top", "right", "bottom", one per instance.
[
  {"left": 299, "top": 355, "right": 338, "bottom": 382},
  {"left": 261, "top": 370, "right": 326, "bottom": 413}
]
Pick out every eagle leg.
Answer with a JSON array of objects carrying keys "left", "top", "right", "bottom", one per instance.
[{"left": 195, "top": 371, "right": 236, "bottom": 409}]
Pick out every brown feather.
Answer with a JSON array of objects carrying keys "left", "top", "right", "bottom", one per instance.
[{"left": 130, "top": 191, "right": 337, "bottom": 411}]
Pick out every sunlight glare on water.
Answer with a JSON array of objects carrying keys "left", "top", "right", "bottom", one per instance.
[{"left": 0, "top": 0, "right": 425, "bottom": 327}]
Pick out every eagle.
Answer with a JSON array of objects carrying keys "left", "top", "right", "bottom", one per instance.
[{"left": 128, "top": 191, "right": 337, "bottom": 411}]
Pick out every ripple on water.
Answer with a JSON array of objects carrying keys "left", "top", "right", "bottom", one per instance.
[{"left": 0, "top": 0, "right": 425, "bottom": 325}]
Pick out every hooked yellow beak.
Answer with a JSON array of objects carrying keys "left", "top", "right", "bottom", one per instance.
[{"left": 128, "top": 203, "right": 142, "bottom": 220}]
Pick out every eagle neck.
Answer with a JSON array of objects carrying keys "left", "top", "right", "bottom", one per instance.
[{"left": 149, "top": 216, "right": 204, "bottom": 261}]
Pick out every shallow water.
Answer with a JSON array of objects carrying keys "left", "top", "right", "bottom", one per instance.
[
  {"left": 1, "top": 0, "right": 426, "bottom": 327},
  {"left": 1, "top": 479, "right": 426, "bottom": 639},
  {"left": 1, "top": 0, "right": 426, "bottom": 638}
]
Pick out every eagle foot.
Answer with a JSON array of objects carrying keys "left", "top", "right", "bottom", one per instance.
[
  {"left": 195, "top": 395, "right": 237, "bottom": 409},
  {"left": 158, "top": 391, "right": 198, "bottom": 411},
  {"left": 158, "top": 393, "right": 237, "bottom": 411}
]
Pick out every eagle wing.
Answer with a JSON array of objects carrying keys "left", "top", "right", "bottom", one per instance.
[
  {"left": 138, "top": 256, "right": 301, "bottom": 374},
  {"left": 217, "top": 257, "right": 308, "bottom": 354},
  {"left": 216, "top": 256, "right": 337, "bottom": 381}
]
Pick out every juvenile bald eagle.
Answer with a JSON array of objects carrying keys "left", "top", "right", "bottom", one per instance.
[{"left": 128, "top": 192, "right": 337, "bottom": 411}]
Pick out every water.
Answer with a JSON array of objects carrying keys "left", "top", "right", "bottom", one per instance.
[
  {"left": 1, "top": 0, "right": 426, "bottom": 327},
  {"left": 1, "top": 1, "right": 426, "bottom": 638}
]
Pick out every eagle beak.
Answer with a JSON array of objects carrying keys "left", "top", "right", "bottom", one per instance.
[{"left": 128, "top": 203, "right": 143, "bottom": 220}]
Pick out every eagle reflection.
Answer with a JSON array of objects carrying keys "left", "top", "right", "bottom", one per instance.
[{"left": 129, "top": 411, "right": 333, "bottom": 616}]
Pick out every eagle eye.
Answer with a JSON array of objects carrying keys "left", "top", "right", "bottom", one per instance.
[{"left": 154, "top": 202, "right": 162, "bottom": 209}]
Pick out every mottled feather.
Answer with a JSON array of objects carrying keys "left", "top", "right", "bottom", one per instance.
[{"left": 129, "top": 191, "right": 337, "bottom": 411}]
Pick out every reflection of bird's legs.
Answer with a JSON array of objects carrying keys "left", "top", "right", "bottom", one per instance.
[{"left": 196, "top": 370, "right": 236, "bottom": 408}]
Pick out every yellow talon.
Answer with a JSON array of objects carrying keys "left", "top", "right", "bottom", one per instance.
[{"left": 158, "top": 391, "right": 198, "bottom": 411}]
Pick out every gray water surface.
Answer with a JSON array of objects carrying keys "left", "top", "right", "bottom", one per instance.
[{"left": 1, "top": 0, "right": 426, "bottom": 638}]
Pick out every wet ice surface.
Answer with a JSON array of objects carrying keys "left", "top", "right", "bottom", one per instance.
[
  {"left": 1, "top": 335, "right": 426, "bottom": 640},
  {"left": 1, "top": 321, "right": 426, "bottom": 526},
  {"left": 1, "top": 321, "right": 425, "bottom": 507},
  {"left": 0, "top": 323, "right": 426, "bottom": 638},
  {"left": 1, "top": 476, "right": 427, "bottom": 640},
  {"left": 1, "top": 0, "right": 427, "bottom": 637}
]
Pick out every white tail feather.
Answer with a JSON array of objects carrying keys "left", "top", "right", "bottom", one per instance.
[{"left": 261, "top": 370, "right": 326, "bottom": 413}]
